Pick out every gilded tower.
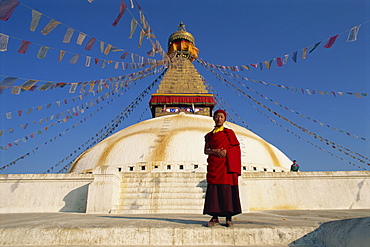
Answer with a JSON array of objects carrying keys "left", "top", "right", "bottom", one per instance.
[{"left": 149, "top": 23, "right": 215, "bottom": 117}]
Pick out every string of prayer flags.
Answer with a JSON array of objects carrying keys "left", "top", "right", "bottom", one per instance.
[
  {"left": 200, "top": 20, "right": 368, "bottom": 72},
  {"left": 112, "top": 0, "right": 127, "bottom": 27},
  {"left": 213, "top": 67, "right": 370, "bottom": 166},
  {"left": 200, "top": 60, "right": 369, "bottom": 143},
  {"left": 0, "top": 0, "right": 19, "bottom": 21}
]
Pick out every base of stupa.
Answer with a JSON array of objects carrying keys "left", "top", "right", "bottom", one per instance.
[{"left": 1, "top": 210, "right": 369, "bottom": 246}]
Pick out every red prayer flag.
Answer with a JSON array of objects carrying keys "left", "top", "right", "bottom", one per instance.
[
  {"left": 112, "top": 1, "right": 127, "bottom": 27},
  {"left": 276, "top": 57, "right": 283, "bottom": 67},
  {"left": 0, "top": 0, "right": 19, "bottom": 21},
  {"left": 85, "top": 37, "right": 96, "bottom": 51},
  {"left": 17, "top": 40, "right": 31, "bottom": 54},
  {"left": 324, "top": 35, "right": 338, "bottom": 48}
]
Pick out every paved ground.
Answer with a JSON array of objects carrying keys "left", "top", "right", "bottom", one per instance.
[{"left": 1, "top": 209, "right": 369, "bottom": 246}]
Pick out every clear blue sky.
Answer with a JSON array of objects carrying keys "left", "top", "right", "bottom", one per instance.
[{"left": 0, "top": 0, "right": 369, "bottom": 174}]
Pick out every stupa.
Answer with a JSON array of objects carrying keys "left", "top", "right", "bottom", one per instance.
[{"left": 69, "top": 23, "right": 292, "bottom": 175}]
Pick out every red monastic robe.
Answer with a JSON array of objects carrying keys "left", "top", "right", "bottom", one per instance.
[{"left": 205, "top": 128, "right": 241, "bottom": 185}]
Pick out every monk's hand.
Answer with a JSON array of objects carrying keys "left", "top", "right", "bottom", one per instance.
[{"left": 219, "top": 148, "right": 227, "bottom": 157}]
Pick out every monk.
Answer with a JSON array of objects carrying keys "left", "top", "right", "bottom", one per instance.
[{"left": 203, "top": 109, "right": 242, "bottom": 227}]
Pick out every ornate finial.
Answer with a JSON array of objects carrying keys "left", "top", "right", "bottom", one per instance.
[{"left": 178, "top": 22, "right": 186, "bottom": 31}]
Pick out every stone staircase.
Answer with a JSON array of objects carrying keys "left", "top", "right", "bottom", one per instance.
[{"left": 111, "top": 172, "right": 208, "bottom": 214}]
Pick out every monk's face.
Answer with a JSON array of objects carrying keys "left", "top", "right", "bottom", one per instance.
[{"left": 213, "top": 112, "right": 226, "bottom": 127}]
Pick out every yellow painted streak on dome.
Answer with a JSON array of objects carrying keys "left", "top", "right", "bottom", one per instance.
[{"left": 71, "top": 115, "right": 283, "bottom": 172}]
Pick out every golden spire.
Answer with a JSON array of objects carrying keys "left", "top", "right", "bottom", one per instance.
[{"left": 167, "top": 22, "right": 198, "bottom": 59}]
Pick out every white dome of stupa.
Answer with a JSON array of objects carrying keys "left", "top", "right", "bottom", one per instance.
[{"left": 69, "top": 113, "right": 292, "bottom": 174}]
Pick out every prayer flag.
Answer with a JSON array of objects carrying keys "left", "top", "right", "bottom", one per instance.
[
  {"left": 100, "top": 41, "right": 104, "bottom": 53},
  {"left": 38, "top": 82, "right": 53, "bottom": 91},
  {"left": 17, "top": 40, "right": 31, "bottom": 54},
  {"left": 276, "top": 57, "right": 283, "bottom": 67},
  {"left": 120, "top": 51, "right": 129, "bottom": 59},
  {"left": 302, "top": 47, "right": 308, "bottom": 59},
  {"left": 63, "top": 27, "right": 74, "bottom": 43},
  {"left": 85, "top": 37, "right": 96, "bottom": 50},
  {"left": 101, "top": 60, "right": 106, "bottom": 68},
  {"left": 69, "top": 83, "right": 78, "bottom": 93},
  {"left": 130, "top": 0, "right": 134, "bottom": 8},
  {"left": 0, "top": 33, "right": 9, "bottom": 51},
  {"left": 0, "top": 76, "right": 17, "bottom": 88},
  {"left": 324, "top": 35, "right": 338, "bottom": 48},
  {"left": 80, "top": 83, "right": 87, "bottom": 93},
  {"left": 69, "top": 54, "right": 80, "bottom": 64},
  {"left": 94, "top": 58, "right": 99, "bottom": 64},
  {"left": 242, "top": 65, "right": 249, "bottom": 70},
  {"left": 41, "top": 19, "right": 60, "bottom": 35},
  {"left": 37, "top": 46, "right": 49, "bottom": 59},
  {"left": 292, "top": 51, "right": 298, "bottom": 63},
  {"left": 0, "top": 0, "right": 19, "bottom": 21},
  {"left": 11, "top": 86, "right": 20, "bottom": 94},
  {"left": 85, "top": 56, "right": 91, "bottom": 67},
  {"left": 347, "top": 25, "right": 360, "bottom": 42},
  {"left": 58, "top": 50, "right": 66, "bottom": 61},
  {"left": 139, "top": 29, "right": 145, "bottom": 47},
  {"left": 134, "top": 0, "right": 142, "bottom": 9},
  {"left": 283, "top": 54, "right": 289, "bottom": 64},
  {"left": 30, "top": 10, "right": 41, "bottom": 31},
  {"left": 354, "top": 93, "right": 361, "bottom": 98},
  {"left": 77, "top": 32, "right": 86, "bottom": 45},
  {"left": 128, "top": 18, "right": 138, "bottom": 38},
  {"left": 309, "top": 42, "right": 321, "bottom": 53},
  {"left": 259, "top": 62, "right": 263, "bottom": 70},
  {"left": 21, "top": 79, "right": 38, "bottom": 90},
  {"left": 103, "top": 44, "right": 112, "bottom": 55},
  {"left": 264, "top": 61, "right": 271, "bottom": 69},
  {"left": 112, "top": 0, "right": 127, "bottom": 27}
]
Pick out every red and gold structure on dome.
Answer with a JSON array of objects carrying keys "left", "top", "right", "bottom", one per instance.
[{"left": 149, "top": 23, "right": 215, "bottom": 118}]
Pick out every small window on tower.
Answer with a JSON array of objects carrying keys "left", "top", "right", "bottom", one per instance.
[
  {"left": 179, "top": 165, "right": 184, "bottom": 170},
  {"left": 167, "top": 165, "right": 171, "bottom": 170},
  {"left": 129, "top": 167, "right": 134, "bottom": 171}
]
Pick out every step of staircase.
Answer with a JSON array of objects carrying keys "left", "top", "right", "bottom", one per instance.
[
  {"left": 1, "top": 210, "right": 369, "bottom": 246},
  {"left": 111, "top": 172, "right": 207, "bottom": 214}
]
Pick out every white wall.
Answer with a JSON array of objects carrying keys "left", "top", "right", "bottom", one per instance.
[
  {"left": 0, "top": 171, "right": 368, "bottom": 213},
  {"left": 242, "top": 171, "right": 370, "bottom": 210},
  {"left": 0, "top": 174, "right": 93, "bottom": 213}
]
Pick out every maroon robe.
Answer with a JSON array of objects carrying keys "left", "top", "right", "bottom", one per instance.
[{"left": 203, "top": 128, "right": 242, "bottom": 217}]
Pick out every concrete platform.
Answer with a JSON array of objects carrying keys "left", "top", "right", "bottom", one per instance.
[{"left": 0, "top": 210, "right": 369, "bottom": 246}]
